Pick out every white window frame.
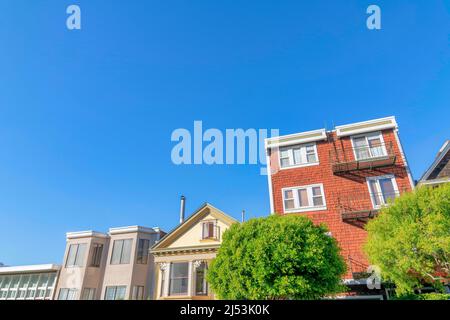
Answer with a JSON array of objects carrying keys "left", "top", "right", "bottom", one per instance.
[
  {"left": 202, "top": 220, "right": 219, "bottom": 240},
  {"left": 366, "top": 175, "right": 400, "bottom": 209},
  {"left": 278, "top": 143, "right": 319, "bottom": 170},
  {"left": 282, "top": 184, "right": 327, "bottom": 214},
  {"left": 350, "top": 131, "right": 388, "bottom": 161}
]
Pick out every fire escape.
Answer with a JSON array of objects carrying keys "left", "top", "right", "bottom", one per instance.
[
  {"left": 330, "top": 141, "right": 397, "bottom": 174},
  {"left": 330, "top": 140, "right": 402, "bottom": 224}
]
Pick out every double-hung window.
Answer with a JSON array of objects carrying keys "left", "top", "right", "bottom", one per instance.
[
  {"left": 352, "top": 132, "right": 387, "bottom": 161},
  {"left": 110, "top": 239, "right": 133, "bottom": 265},
  {"left": 202, "top": 221, "right": 218, "bottom": 240},
  {"left": 282, "top": 184, "right": 326, "bottom": 213},
  {"left": 195, "top": 262, "right": 208, "bottom": 296},
  {"left": 65, "top": 243, "right": 87, "bottom": 267},
  {"left": 169, "top": 262, "right": 189, "bottom": 296},
  {"left": 367, "top": 175, "right": 399, "bottom": 208},
  {"left": 279, "top": 143, "right": 318, "bottom": 169}
]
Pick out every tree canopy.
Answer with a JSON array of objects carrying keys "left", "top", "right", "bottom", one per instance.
[
  {"left": 365, "top": 184, "right": 450, "bottom": 295},
  {"left": 207, "top": 215, "right": 347, "bottom": 300}
]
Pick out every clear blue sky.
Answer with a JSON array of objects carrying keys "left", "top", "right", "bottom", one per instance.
[{"left": 0, "top": 1, "right": 449, "bottom": 266}]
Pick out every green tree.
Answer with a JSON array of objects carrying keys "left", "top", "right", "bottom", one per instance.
[
  {"left": 365, "top": 184, "right": 450, "bottom": 295},
  {"left": 207, "top": 215, "right": 347, "bottom": 300}
]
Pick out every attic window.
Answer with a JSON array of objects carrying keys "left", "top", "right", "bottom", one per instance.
[{"left": 202, "top": 221, "right": 218, "bottom": 240}]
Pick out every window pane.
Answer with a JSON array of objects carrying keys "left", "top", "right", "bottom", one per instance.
[
  {"left": 354, "top": 137, "right": 370, "bottom": 160},
  {"left": 58, "top": 289, "right": 68, "bottom": 300},
  {"left": 312, "top": 187, "right": 322, "bottom": 196},
  {"left": 111, "top": 240, "right": 123, "bottom": 265},
  {"left": 66, "top": 244, "right": 78, "bottom": 267},
  {"left": 306, "top": 146, "right": 317, "bottom": 163},
  {"left": 369, "top": 138, "right": 385, "bottom": 157},
  {"left": 115, "top": 286, "right": 126, "bottom": 300},
  {"left": 38, "top": 274, "right": 49, "bottom": 287},
  {"left": 82, "top": 288, "right": 95, "bottom": 300},
  {"left": 313, "top": 196, "right": 324, "bottom": 206},
  {"left": 121, "top": 239, "right": 132, "bottom": 264},
  {"left": 284, "top": 190, "right": 293, "bottom": 199},
  {"left": 137, "top": 239, "right": 149, "bottom": 264},
  {"left": 169, "top": 263, "right": 189, "bottom": 295},
  {"left": 293, "top": 148, "right": 301, "bottom": 164},
  {"left": 75, "top": 244, "right": 87, "bottom": 266},
  {"left": 195, "top": 263, "right": 208, "bottom": 296},
  {"left": 91, "top": 244, "right": 103, "bottom": 267},
  {"left": 105, "top": 287, "right": 116, "bottom": 300},
  {"left": 298, "top": 189, "right": 309, "bottom": 207},
  {"left": 284, "top": 199, "right": 295, "bottom": 210},
  {"left": 67, "top": 289, "right": 77, "bottom": 300},
  {"left": 369, "top": 180, "right": 382, "bottom": 206},
  {"left": 10, "top": 276, "right": 20, "bottom": 289},
  {"left": 280, "top": 158, "right": 290, "bottom": 168},
  {"left": 379, "top": 178, "right": 396, "bottom": 203}
]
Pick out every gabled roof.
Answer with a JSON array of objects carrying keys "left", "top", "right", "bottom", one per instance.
[
  {"left": 151, "top": 203, "right": 238, "bottom": 251},
  {"left": 420, "top": 140, "right": 450, "bottom": 183}
]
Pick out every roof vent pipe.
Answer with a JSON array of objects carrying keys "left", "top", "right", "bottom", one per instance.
[{"left": 179, "top": 196, "right": 186, "bottom": 224}]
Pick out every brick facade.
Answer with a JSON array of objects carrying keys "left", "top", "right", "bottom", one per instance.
[{"left": 267, "top": 128, "right": 413, "bottom": 279}]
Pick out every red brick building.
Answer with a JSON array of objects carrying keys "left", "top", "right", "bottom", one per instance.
[{"left": 265, "top": 116, "right": 415, "bottom": 282}]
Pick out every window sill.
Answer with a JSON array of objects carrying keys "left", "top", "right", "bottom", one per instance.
[
  {"left": 279, "top": 162, "right": 320, "bottom": 171},
  {"left": 284, "top": 206, "right": 327, "bottom": 214},
  {"left": 200, "top": 238, "right": 219, "bottom": 243}
]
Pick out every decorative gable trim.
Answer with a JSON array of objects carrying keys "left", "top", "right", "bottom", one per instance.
[{"left": 150, "top": 203, "right": 238, "bottom": 251}]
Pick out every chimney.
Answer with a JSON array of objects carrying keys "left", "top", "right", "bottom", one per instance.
[
  {"left": 241, "top": 210, "right": 245, "bottom": 223},
  {"left": 179, "top": 195, "right": 186, "bottom": 224}
]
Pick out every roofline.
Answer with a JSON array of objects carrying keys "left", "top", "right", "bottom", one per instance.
[
  {"left": 66, "top": 230, "right": 108, "bottom": 240},
  {"left": 109, "top": 226, "right": 163, "bottom": 235},
  {"left": 265, "top": 116, "right": 397, "bottom": 147},
  {"left": 151, "top": 203, "right": 239, "bottom": 250},
  {"left": 420, "top": 140, "right": 450, "bottom": 182},
  {"left": 0, "top": 264, "right": 61, "bottom": 274}
]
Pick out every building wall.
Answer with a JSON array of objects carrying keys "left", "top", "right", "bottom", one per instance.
[
  {"left": 101, "top": 231, "right": 160, "bottom": 300},
  {"left": 154, "top": 252, "right": 217, "bottom": 300},
  {"left": 56, "top": 234, "right": 109, "bottom": 300},
  {"left": 0, "top": 266, "right": 60, "bottom": 300},
  {"left": 168, "top": 213, "right": 228, "bottom": 249},
  {"left": 268, "top": 129, "right": 413, "bottom": 278}
]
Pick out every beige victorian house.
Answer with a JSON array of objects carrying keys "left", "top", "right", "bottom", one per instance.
[{"left": 151, "top": 203, "right": 238, "bottom": 300}]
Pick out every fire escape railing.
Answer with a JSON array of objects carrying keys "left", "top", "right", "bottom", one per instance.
[
  {"left": 330, "top": 142, "right": 397, "bottom": 174},
  {"left": 337, "top": 190, "right": 402, "bottom": 222}
]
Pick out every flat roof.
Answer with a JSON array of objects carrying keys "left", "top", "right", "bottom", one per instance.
[{"left": 0, "top": 264, "right": 61, "bottom": 275}]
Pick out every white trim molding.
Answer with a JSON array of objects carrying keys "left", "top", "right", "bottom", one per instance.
[
  {"left": 265, "top": 129, "right": 327, "bottom": 149},
  {"left": 109, "top": 226, "right": 160, "bottom": 235},
  {"left": 336, "top": 116, "right": 398, "bottom": 137},
  {"left": 282, "top": 183, "right": 327, "bottom": 214},
  {"left": 66, "top": 231, "right": 108, "bottom": 240},
  {"left": 0, "top": 264, "right": 61, "bottom": 274},
  {"left": 419, "top": 140, "right": 450, "bottom": 184},
  {"left": 366, "top": 175, "right": 400, "bottom": 209}
]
